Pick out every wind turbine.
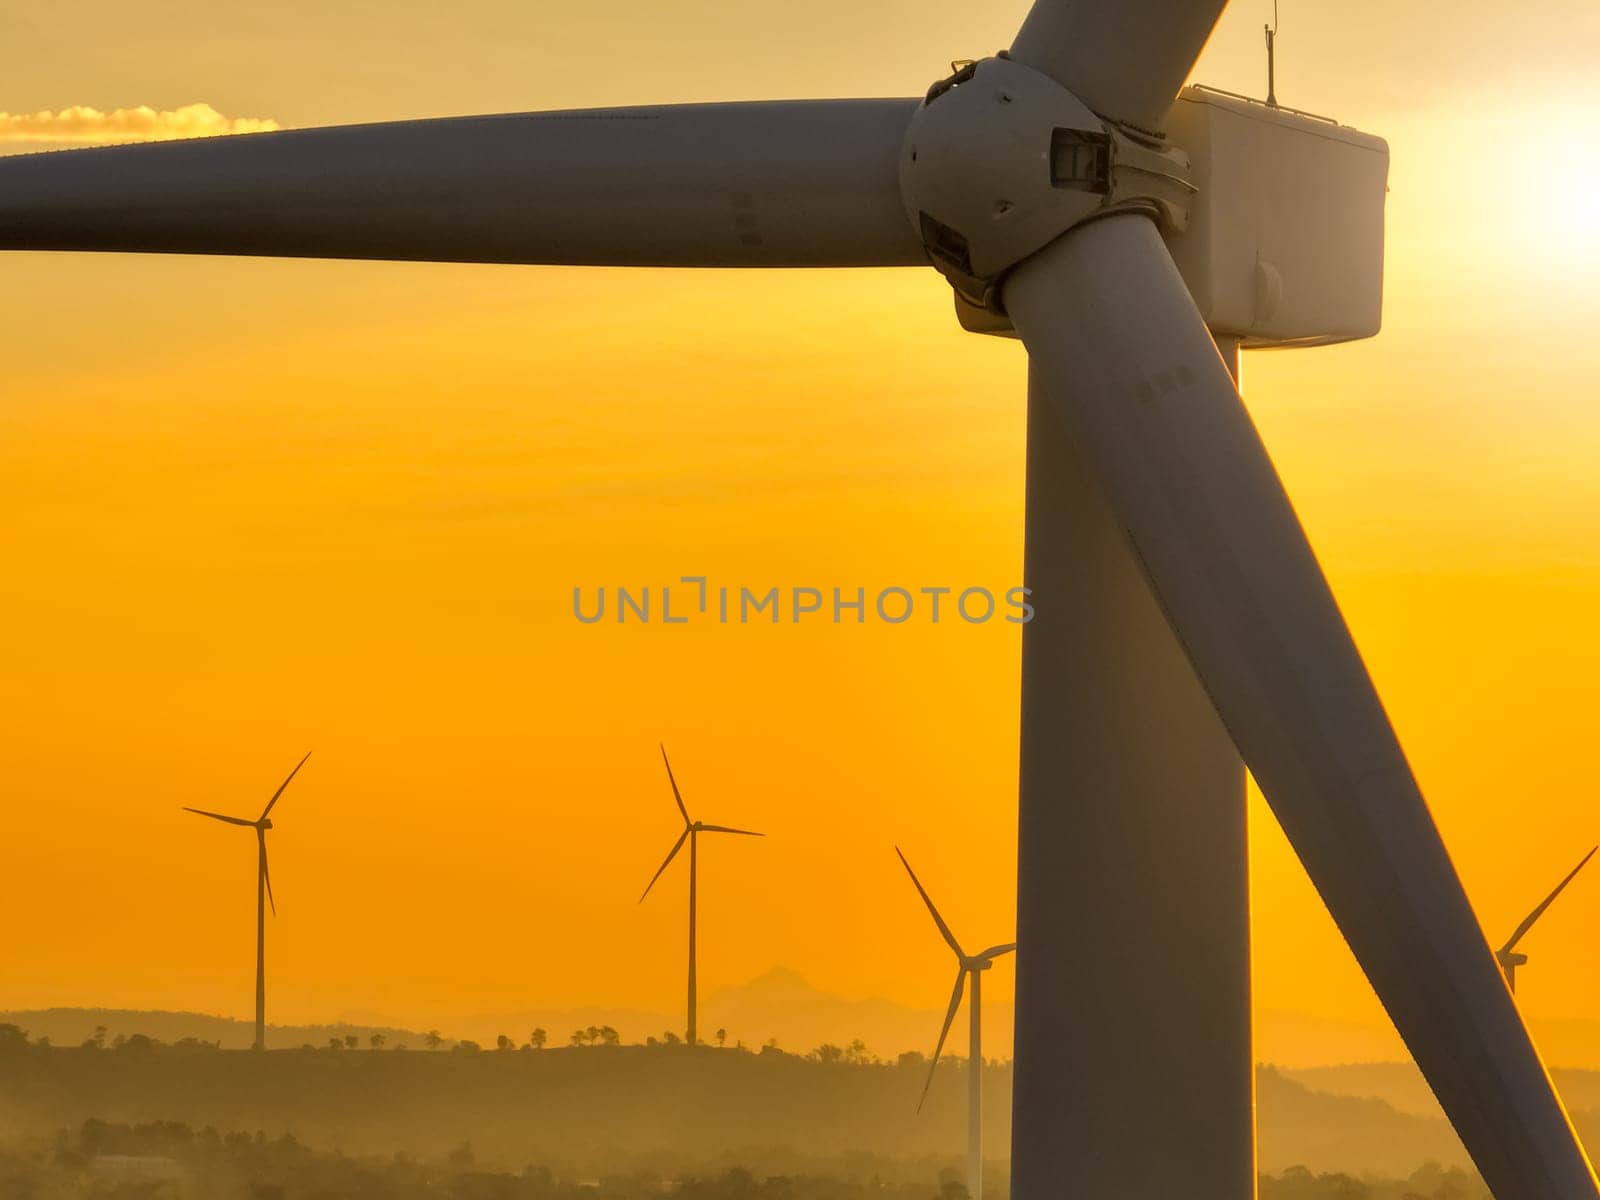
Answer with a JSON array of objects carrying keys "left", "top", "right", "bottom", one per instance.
[
  {"left": 182, "top": 751, "right": 311, "bottom": 1051},
  {"left": 4, "top": 0, "right": 1597, "bottom": 1192},
  {"left": 638, "top": 745, "right": 762, "bottom": 1046},
  {"left": 1498, "top": 847, "right": 1597, "bottom": 993},
  {"left": 897, "top": 847, "right": 1014, "bottom": 1200}
]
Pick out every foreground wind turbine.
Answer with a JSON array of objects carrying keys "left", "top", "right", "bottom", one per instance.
[
  {"left": 4, "top": 0, "right": 1596, "bottom": 1190},
  {"left": 638, "top": 745, "right": 762, "bottom": 1046},
  {"left": 897, "top": 848, "right": 1014, "bottom": 1200},
  {"left": 1498, "top": 847, "right": 1597, "bottom": 993},
  {"left": 182, "top": 752, "right": 310, "bottom": 1051}
]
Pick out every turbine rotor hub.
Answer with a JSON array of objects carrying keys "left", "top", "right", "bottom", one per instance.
[{"left": 899, "top": 55, "right": 1194, "bottom": 327}]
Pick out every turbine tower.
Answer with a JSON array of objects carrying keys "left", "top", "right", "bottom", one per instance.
[
  {"left": 5, "top": 0, "right": 1598, "bottom": 1192},
  {"left": 897, "top": 847, "right": 1014, "bottom": 1200},
  {"left": 1498, "top": 847, "right": 1597, "bottom": 992},
  {"left": 639, "top": 745, "right": 762, "bottom": 1046},
  {"left": 182, "top": 751, "right": 311, "bottom": 1051}
]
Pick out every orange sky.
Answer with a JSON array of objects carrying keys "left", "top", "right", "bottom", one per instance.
[{"left": 3, "top": 0, "right": 1599, "bottom": 1063}]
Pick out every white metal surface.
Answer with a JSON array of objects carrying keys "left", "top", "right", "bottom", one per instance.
[
  {"left": 900, "top": 56, "right": 1194, "bottom": 315},
  {"left": 1008, "top": 0, "right": 1229, "bottom": 131},
  {"left": 1011, "top": 363, "right": 1254, "bottom": 1199},
  {"left": 1004, "top": 212, "right": 1597, "bottom": 1200},
  {"left": 5, "top": 0, "right": 1596, "bottom": 1194},
  {"left": 0, "top": 101, "right": 924, "bottom": 267},
  {"left": 1165, "top": 86, "right": 1389, "bottom": 345},
  {"left": 898, "top": 58, "right": 1106, "bottom": 291}
]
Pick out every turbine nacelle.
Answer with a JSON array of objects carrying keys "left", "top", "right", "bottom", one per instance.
[
  {"left": 900, "top": 56, "right": 1387, "bottom": 348},
  {"left": 961, "top": 953, "right": 1009, "bottom": 972}
]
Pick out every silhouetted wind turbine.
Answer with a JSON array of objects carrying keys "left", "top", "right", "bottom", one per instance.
[
  {"left": 1497, "top": 846, "right": 1597, "bottom": 993},
  {"left": 639, "top": 744, "right": 762, "bottom": 1046},
  {"left": 183, "top": 751, "right": 311, "bottom": 1051},
  {"left": 897, "top": 847, "right": 1014, "bottom": 1200}
]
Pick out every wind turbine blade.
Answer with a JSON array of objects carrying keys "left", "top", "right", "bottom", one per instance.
[
  {"left": 182, "top": 807, "right": 256, "bottom": 827},
  {"left": 1008, "top": 0, "right": 1227, "bottom": 131},
  {"left": 660, "top": 744, "right": 692, "bottom": 826},
  {"left": 638, "top": 829, "right": 690, "bottom": 903},
  {"left": 975, "top": 943, "right": 1017, "bottom": 962},
  {"left": 260, "top": 750, "right": 312, "bottom": 821},
  {"left": 0, "top": 101, "right": 923, "bottom": 268},
  {"left": 895, "top": 847, "right": 965, "bottom": 958},
  {"left": 260, "top": 835, "right": 276, "bottom": 917},
  {"left": 1501, "top": 846, "right": 1599, "bottom": 955},
  {"left": 1003, "top": 212, "right": 1599, "bottom": 1199},
  {"left": 696, "top": 824, "right": 764, "bottom": 837},
  {"left": 918, "top": 967, "right": 968, "bottom": 1114}
]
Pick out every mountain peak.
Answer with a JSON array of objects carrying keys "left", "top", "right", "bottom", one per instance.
[{"left": 740, "top": 965, "right": 815, "bottom": 994}]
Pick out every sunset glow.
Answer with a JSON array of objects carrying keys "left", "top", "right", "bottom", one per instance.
[{"left": 3, "top": 0, "right": 1599, "bottom": 1078}]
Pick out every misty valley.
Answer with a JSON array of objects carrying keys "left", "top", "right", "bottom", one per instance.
[{"left": 0, "top": 1020, "right": 1549, "bottom": 1199}]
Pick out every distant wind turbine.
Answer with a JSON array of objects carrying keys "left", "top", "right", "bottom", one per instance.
[
  {"left": 182, "top": 751, "right": 311, "bottom": 1051},
  {"left": 1497, "top": 846, "right": 1597, "bottom": 993},
  {"left": 897, "top": 846, "right": 1014, "bottom": 1200},
  {"left": 639, "top": 744, "right": 762, "bottom": 1046},
  {"left": 16, "top": 0, "right": 1600, "bottom": 1190}
]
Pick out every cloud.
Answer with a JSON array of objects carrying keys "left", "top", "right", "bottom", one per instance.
[{"left": 0, "top": 103, "right": 280, "bottom": 149}]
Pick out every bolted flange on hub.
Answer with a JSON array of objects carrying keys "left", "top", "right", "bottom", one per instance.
[{"left": 900, "top": 56, "right": 1195, "bottom": 331}]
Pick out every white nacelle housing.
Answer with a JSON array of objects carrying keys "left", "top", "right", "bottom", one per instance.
[
  {"left": 901, "top": 61, "right": 1389, "bottom": 348},
  {"left": 1165, "top": 86, "right": 1389, "bottom": 348}
]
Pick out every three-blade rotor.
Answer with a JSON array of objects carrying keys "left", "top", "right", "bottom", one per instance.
[
  {"left": 1500, "top": 846, "right": 1598, "bottom": 958},
  {"left": 897, "top": 847, "right": 1015, "bottom": 1112},
  {"left": 182, "top": 751, "right": 311, "bottom": 915},
  {"left": 638, "top": 744, "right": 764, "bottom": 903},
  {"left": 9, "top": 0, "right": 1598, "bottom": 1190}
]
